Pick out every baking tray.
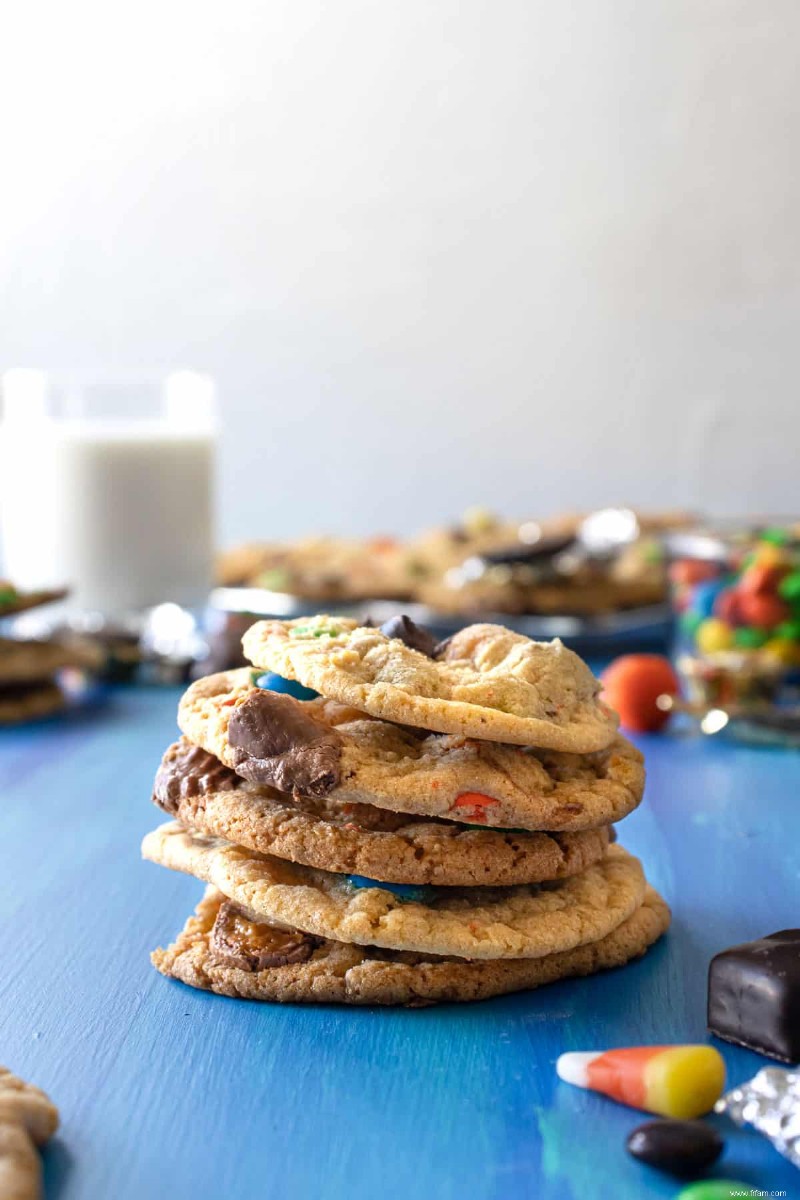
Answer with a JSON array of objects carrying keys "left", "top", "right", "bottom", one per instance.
[{"left": 209, "top": 588, "right": 672, "bottom": 653}]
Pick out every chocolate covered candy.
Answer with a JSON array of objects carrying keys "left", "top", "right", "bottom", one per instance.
[
  {"left": 708, "top": 930, "right": 800, "bottom": 1063},
  {"left": 228, "top": 688, "right": 342, "bottom": 796},
  {"left": 211, "top": 900, "right": 321, "bottom": 970},
  {"left": 625, "top": 1119, "right": 723, "bottom": 1176},
  {"left": 153, "top": 741, "right": 243, "bottom": 815}
]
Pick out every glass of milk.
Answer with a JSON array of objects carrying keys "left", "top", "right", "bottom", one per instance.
[{"left": 0, "top": 370, "right": 216, "bottom": 616}]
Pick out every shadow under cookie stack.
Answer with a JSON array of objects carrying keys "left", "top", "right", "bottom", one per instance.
[{"left": 143, "top": 615, "right": 670, "bottom": 1007}]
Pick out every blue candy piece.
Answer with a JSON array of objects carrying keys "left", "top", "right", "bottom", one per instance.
[
  {"left": 346, "top": 875, "right": 438, "bottom": 904},
  {"left": 690, "top": 580, "right": 725, "bottom": 620},
  {"left": 253, "top": 671, "right": 319, "bottom": 701}
]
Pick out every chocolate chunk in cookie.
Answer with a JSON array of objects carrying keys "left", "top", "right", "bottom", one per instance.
[
  {"left": 228, "top": 689, "right": 341, "bottom": 795},
  {"left": 379, "top": 615, "right": 437, "bottom": 658},
  {"left": 210, "top": 900, "right": 321, "bottom": 971},
  {"left": 153, "top": 741, "right": 243, "bottom": 815}
]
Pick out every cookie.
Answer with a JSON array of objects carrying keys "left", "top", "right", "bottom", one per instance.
[
  {"left": 154, "top": 739, "right": 613, "bottom": 887},
  {"left": 0, "top": 683, "right": 66, "bottom": 725},
  {"left": 218, "top": 537, "right": 410, "bottom": 601},
  {"left": 417, "top": 574, "right": 664, "bottom": 618},
  {"left": 0, "top": 584, "right": 67, "bottom": 618},
  {"left": 0, "top": 1067, "right": 59, "bottom": 1200},
  {"left": 0, "top": 1069, "right": 59, "bottom": 1146},
  {"left": 142, "top": 824, "right": 646, "bottom": 960},
  {"left": 0, "top": 638, "right": 93, "bottom": 686},
  {"left": 241, "top": 617, "right": 617, "bottom": 752},
  {"left": 178, "top": 671, "right": 643, "bottom": 831},
  {"left": 151, "top": 884, "right": 670, "bottom": 1006}
]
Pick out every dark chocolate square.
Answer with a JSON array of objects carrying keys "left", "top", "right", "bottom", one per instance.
[{"left": 708, "top": 930, "right": 800, "bottom": 1063}]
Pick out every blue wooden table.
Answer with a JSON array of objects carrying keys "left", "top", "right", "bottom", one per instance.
[{"left": 1, "top": 686, "right": 798, "bottom": 1200}]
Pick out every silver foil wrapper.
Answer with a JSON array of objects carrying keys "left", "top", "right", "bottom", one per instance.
[{"left": 715, "top": 1067, "right": 800, "bottom": 1169}]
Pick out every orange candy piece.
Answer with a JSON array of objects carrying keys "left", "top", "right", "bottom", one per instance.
[
  {"left": 735, "top": 591, "right": 791, "bottom": 630},
  {"left": 557, "top": 1045, "right": 726, "bottom": 1119},
  {"left": 450, "top": 792, "right": 499, "bottom": 823},
  {"left": 600, "top": 655, "right": 680, "bottom": 733}
]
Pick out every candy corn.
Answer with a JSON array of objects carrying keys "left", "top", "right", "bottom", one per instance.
[{"left": 555, "top": 1045, "right": 725, "bottom": 1119}]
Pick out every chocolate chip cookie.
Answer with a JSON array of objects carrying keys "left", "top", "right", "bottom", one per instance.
[
  {"left": 152, "top": 884, "right": 670, "bottom": 1006},
  {"left": 241, "top": 617, "right": 618, "bottom": 752},
  {"left": 142, "top": 825, "right": 646, "bottom": 961},
  {"left": 153, "top": 738, "right": 613, "bottom": 886},
  {"left": 178, "top": 671, "right": 643, "bottom": 832}
]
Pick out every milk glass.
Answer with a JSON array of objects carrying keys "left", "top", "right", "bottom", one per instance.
[{"left": 0, "top": 370, "right": 216, "bottom": 615}]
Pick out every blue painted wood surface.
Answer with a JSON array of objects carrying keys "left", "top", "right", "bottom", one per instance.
[{"left": 1, "top": 687, "right": 799, "bottom": 1199}]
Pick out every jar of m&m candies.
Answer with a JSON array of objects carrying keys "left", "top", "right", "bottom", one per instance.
[{"left": 666, "top": 523, "right": 800, "bottom": 712}]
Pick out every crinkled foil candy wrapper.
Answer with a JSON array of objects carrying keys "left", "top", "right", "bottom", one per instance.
[{"left": 715, "top": 1067, "right": 800, "bottom": 1169}]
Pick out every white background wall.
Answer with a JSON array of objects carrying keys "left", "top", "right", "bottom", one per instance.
[{"left": 2, "top": 0, "right": 799, "bottom": 544}]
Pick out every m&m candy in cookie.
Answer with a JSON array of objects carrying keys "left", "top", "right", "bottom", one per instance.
[{"left": 556, "top": 1044, "right": 726, "bottom": 1118}]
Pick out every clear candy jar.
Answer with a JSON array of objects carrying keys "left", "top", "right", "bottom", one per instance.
[{"left": 666, "top": 522, "right": 800, "bottom": 712}]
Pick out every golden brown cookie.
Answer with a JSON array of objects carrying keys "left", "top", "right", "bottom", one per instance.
[
  {"left": 0, "top": 584, "right": 67, "bottom": 619},
  {"left": 0, "top": 638, "right": 94, "bottom": 686},
  {"left": 241, "top": 618, "right": 617, "bottom": 752},
  {"left": 151, "top": 884, "right": 670, "bottom": 1006},
  {"left": 153, "top": 739, "right": 613, "bottom": 887},
  {"left": 0, "top": 1067, "right": 59, "bottom": 1200},
  {"left": 142, "top": 824, "right": 646, "bottom": 960},
  {"left": 416, "top": 574, "right": 664, "bottom": 618},
  {"left": 178, "top": 671, "right": 643, "bottom": 832}
]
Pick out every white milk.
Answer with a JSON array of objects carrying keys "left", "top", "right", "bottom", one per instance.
[{"left": 0, "top": 419, "right": 214, "bottom": 613}]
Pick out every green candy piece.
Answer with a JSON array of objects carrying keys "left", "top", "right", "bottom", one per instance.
[
  {"left": 257, "top": 568, "right": 292, "bottom": 592},
  {"left": 734, "top": 627, "right": 768, "bottom": 649},
  {"left": 676, "top": 1183, "right": 759, "bottom": 1200},
  {"left": 290, "top": 623, "right": 342, "bottom": 639},
  {"left": 680, "top": 612, "right": 703, "bottom": 637},
  {"left": 0, "top": 586, "right": 18, "bottom": 608},
  {"left": 778, "top": 571, "right": 800, "bottom": 602},
  {"left": 760, "top": 526, "right": 790, "bottom": 545},
  {"left": 776, "top": 619, "right": 800, "bottom": 641}
]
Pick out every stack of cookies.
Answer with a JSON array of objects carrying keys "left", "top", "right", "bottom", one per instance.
[
  {"left": 143, "top": 616, "right": 669, "bottom": 1007},
  {"left": 0, "top": 583, "right": 94, "bottom": 724}
]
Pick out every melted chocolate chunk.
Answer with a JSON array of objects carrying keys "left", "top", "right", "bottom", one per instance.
[
  {"left": 153, "top": 742, "right": 242, "bottom": 815},
  {"left": 228, "top": 690, "right": 341, "bottom": 796},
  {"left": 211, "top": 900, "right": 321, "bottom": 971},
  {"left": 379, "top": 615, "right": 437, "bottom": 658},
  {"left": 708, "top": 929, "right": 800, "bottom": 1063},
  {"left": 433, "top": 636, "right": 453, "bottom": 659}
]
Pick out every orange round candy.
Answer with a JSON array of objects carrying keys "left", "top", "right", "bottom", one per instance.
[
  {"left": 735, "top": 592, "right": 791, "bottom": 630},
  {"left": 601, "top": 655, "right": 680, "bottom": 733},
  {"left": 669, "top": 560, "right": 718, "bottom": 586},
  {"left": 738, "top": 563, "right": 787, "bottom": 596},
  {"left": 713, "top": 589, "right": 744, "bottom": 626}
]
